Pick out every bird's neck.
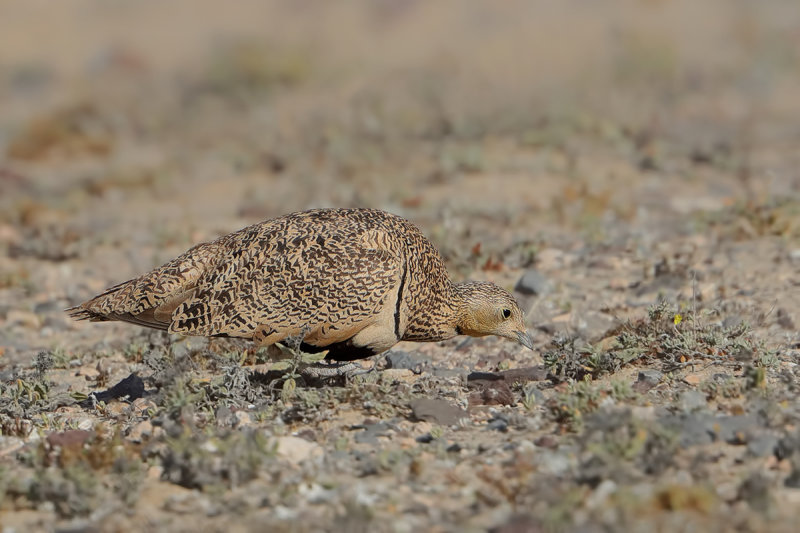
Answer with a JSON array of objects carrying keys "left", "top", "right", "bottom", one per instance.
[
  {"left": 450, "top": 281, "right": 487, "bottom": 338},
  {"left": 400, "top": 280, "right": 467, "bottom": 342}
]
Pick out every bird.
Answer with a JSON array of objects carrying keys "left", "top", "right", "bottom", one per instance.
[{"left": 67, "top": 208, "right": 533, "bottom": 370}]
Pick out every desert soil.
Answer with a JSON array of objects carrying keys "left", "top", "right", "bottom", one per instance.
[{"left": 1, "top": 2, "right": 799, "bottom": 532}]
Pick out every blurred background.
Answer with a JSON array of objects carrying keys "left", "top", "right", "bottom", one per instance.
[
  {"left": 0, "top": 0, "right": 798, "bottom": 322},
  {"left": 3, "top": 4, "right": 800, "bottom": 529}
]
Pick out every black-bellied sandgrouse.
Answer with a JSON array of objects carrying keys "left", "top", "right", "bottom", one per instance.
[{"left": 68, "top": 208, "right": 533, "bottom": 363}]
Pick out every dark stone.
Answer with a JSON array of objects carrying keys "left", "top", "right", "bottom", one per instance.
[
  {"left": 467, "top": 366, "right": 548, "bottom": 386},
  {"left": 84, "top": 373, "right": 145, "bottom": 406},
  {"left": 514, "top": 269, "right": 553, "bottom": 296},
  {"left": 776, "top": 432, "right": 800, "bottom": 460},
  {"left": 468, "top": 379, "right": 515, "bottom": 407},
  {"left": 415, "top": 433, "right": 434, "bottom": 443},
  {"left": 487, "top": 417, "right": 509, "bottom": 433},
  {"left": 785, "top": 468, "right": 800, "bottom": 489},
  {"left": 409, "top": 398, "right": 468, "bottom": 426},
  {"left": 446, "top": 443, "right": 462, "bottom": 453},
  {"left": 499, "top": 366, "right": 549, "bottom": 383},
  {"left": 777, "top": 308, "right": 795, "bottom": 330},
  {"left": 468, "top": 371, "right": 504, "bottom": 383},
  {"left": 635, "top": 370, "right": 663, "bottom": 392},
  {"left": 281, "top": 406, "right": 306, "bottom": 424}
]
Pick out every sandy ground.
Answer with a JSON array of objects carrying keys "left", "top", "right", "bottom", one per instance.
[{"left": 1, "top": 2, "right": 799, "bottom": 531}]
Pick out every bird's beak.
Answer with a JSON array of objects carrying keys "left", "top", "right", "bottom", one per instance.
[{"left": 516, "top": 330, "right": 534, "bottom": 350}]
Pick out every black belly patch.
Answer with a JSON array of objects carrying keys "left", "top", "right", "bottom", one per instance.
[{"left": 300, "top": 340, "right": 380, "bottom": 362}]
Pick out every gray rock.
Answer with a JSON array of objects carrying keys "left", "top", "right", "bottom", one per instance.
[
  {"left": 712, "top": 414, "right": 760, "bottom": 444},
  {"left": 634, "top": 370, "right": 663, "bottom": 393},
  {"left": 638, "top": 370, "right": 664, "bottom": 385},
  {"left": 353, "top": 421, "right": 393, "bottom": 444},
  {"left": 661, "top": 413, "right": 715, "bottom": 447},
  {"left": 777, "top": 432, "right": 800, "bottom": 460},
  {"left": 738, "top": 473, "right": 773, "bottom": 512},
  {"left": 679, "top": 390, "right": 707, "bottom": 412},
  {"left": 215, "top": 406, "right": 235, "bottom": 427},
  {"left": 409, "top": 398, "right": 468, "bottom": 426},
  {"left": 522, "top": 386, "right": 545, "bottom": 404},
  {"left": 42, "top": 313, "right": 71, "bottom": 331},
  {"left": 384, "top": 350, "right": 427, "bottom": 371},
  {"left": 576, "top": 311, "right": 618, "bottom": 341},
  {"left": 747, "top": 434, "right": 778, "bottom": 457},
  {"left": 432, "top": 368, "right": 468, "bottom": 380},
  {"left": 33, "top": 300, "right": 63, "bottom": 314},
  {"left": 170, "top": 336, "right": 209, "bottom": 360},
  {"left": 515, "top": 269, "right": 553, "bottom": 296}
]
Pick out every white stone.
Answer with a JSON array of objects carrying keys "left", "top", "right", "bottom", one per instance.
[{"left": 272, "top": 436, "right": 322, "bottom": 465}]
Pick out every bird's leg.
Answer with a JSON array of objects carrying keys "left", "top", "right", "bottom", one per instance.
[{"left": 278, "top": 325, "right": 375, "bottom": 382}]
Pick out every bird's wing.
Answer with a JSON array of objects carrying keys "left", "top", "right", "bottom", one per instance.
[
  {"left": 67, "top": 240, "right": 227, "bottom": 330},
  {"left": 170, "top": 229, "right": 403, "bottom": 345}
]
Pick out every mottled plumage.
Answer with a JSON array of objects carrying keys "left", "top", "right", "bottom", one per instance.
[{"left": 68, "top": 208, "right": 532, "bottom": 360}]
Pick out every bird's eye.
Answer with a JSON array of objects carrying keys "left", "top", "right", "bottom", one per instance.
[{"left": 502, "top": 308, "right": 511, "bottom": 319}]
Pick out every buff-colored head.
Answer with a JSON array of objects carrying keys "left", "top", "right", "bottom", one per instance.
[{"left": 454, "top": 282, "right": 533, "bottom": 349}]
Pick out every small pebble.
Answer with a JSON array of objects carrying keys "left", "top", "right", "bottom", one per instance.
[
  {"left": 486, "top": 417, "right": 509, "bottom": 433},
  {"left": 679, "top": 390, "right": 707, "bottom": 412},
  {"left": 514, "top": 269, "right": 553, "bottom": 296}
]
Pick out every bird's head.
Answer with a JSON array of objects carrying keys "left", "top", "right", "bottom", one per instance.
[{"left": 454, "top": 281, "right": 533, "bottom": 350}]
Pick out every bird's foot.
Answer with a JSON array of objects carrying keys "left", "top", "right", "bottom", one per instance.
[{"left": 300, "top": 361, "right": 374, "bottom": 381}]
